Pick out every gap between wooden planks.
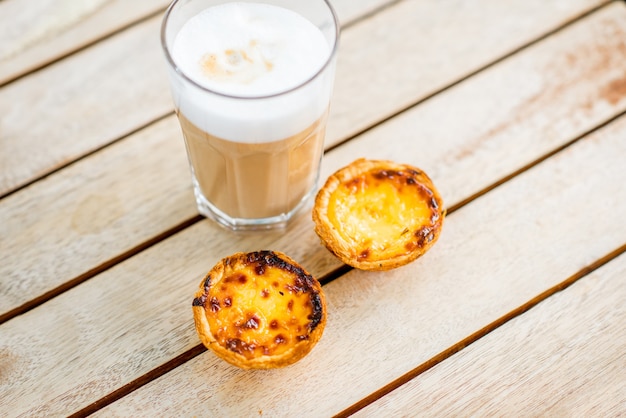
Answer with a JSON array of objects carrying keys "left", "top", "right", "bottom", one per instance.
[
  {"left": 0, "top": 0, "right": 399, "bottom": 196},
  {"left": 92, "top": 98, "right": 626, "bottom": 417},
  {"left": 0, "top": 0, "right": 397, "bottom": 87},
  {"left": 70, "top": 125, "right": 626, "bottom": 417},
  {"left": 73, "top": 245, "right": 626, "bottom": 417},
  {"left": 2, "top": 4, "right": 626, "bottom": 414},
  {"left": 0, "top": 0, "right": 401, "bottom": 202},
  {"left": 0, "top": 0, "right": 170, "bottom": 86},
  {"left": 0, "top": 0, "right": 620, "bottom": 324},
  {"left": 0, "top": 0, "right": 607, "bottom": 197},
  {"left": 352, "top": 252, "right": 626, "bottom": 417}
]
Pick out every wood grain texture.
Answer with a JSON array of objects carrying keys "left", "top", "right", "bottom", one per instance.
[
  {"left": 2, "top": 2, "right": 626, "bottom": 322},
  {"left": 0, "top": 0, "right": 170, "bottom": 85},
  {"left": 94, "top": 110, "right": 626, "bottom": 417},
  {"left": 354, "top": 254, "right": 626, "bottom": 417},
  {"left": 330, "top": 0, "right": 400, "bottom": 26},
  {"left": 0, "top": 0, "right": 392, "bottom": 86},
  {"left": 326, "top": 0, "right": 606, "bottom": 144},
  {"left": 0, "top": 0, "right": 605, "bottom": 197},
  {"left": 0, "top": 117, "right": 195, "bottom": 317},
  {"left": 0, "top": 15, "right": 171, "bottom": 198},
  {"left": 2, "top": 55, "right": 626, "bottom": 418},
  {"left": 322, "top": 1, "right": 626, "bottom": 208}
]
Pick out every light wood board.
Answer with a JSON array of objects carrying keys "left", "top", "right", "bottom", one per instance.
[
  {"left": 0, "top": 0, "right": 605, "bottom": 196},
  {"left": 0, "top": 0, "right": 170, "bottom": 85},
  {"left": 2, "top": 50, "right": 626, "bottom": 418},
  {"left": 2, "top": 2, "right": 625, "bottom": 323},
  {"left": 0, "top": 0, "right": 397, "bottom": 86},
  {"left": 94, "top": 106, "right": 626, "bottom": 416},
  {"left": 355, "top": 254, "right": 626, "bottom": 417}
]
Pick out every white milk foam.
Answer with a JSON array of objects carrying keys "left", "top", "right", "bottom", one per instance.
[{"left": 169, "top": 2, "right": 333, "bottom": 143}]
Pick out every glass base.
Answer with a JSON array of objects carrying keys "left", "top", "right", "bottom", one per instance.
[{"left": 192, "top": 183, "right": 317, "bottom": 231}]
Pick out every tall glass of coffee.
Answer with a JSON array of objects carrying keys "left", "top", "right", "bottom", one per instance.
[{"left": 161, "top": 0, "right": 339, "bottom": 230}]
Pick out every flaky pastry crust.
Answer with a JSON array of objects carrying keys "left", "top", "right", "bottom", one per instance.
[
  {"left": 192, "top": 251, "right": 326, "bottom": 369},
  {"left": 313, "top": 158, "right": 445, "bottom": 271}
]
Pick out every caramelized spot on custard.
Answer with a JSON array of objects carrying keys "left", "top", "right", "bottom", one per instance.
[
  {"left": 226, "top": 338, "right": 253, "bottom": 355},
  {"left": 359, "top": 249, "right": 370, "bottom": 260},
  {"left": 242, "top": 314, "right": 260, "bottom": 330},
  {"left": 192, "top": 273, "right": 213, "bottom": 307},
  {"left": 415, "top": 226, "right": 434, "bottom": 247},
  {"left": 224, "top": 273, "right": 247, "bottom": 284},
  {"left": 223, "top": 297, "right": 232, "bottom": 307},
  {"left": 192, "top": 295, "right": 206, "bottom": 307},
  {"left": 287, "top": 300, "right": 294, "bottom": 311},
  {"left": 261, "top": 289, "right": 270, "bottom": 298},
  {"left": 270, "top": 320, "right": 279, "bottom": 329},
  {"left": 274, "top": 334, "right": 287, "bottom": 345},
  {"left": 307, "top": 293, "right": 324, "bottom": 331},
  {"left": 372, "top": 169, "right": 399, "bottom": 180},
  {"left": 429, "top": 196, "right": 439, "bottom": 210},
  {"left": 209, "top": 296, "right": 221, "bottom": 312},
  {"left": 203, "top": 274, "right": 212, "bottom": 290},
  {"left": 346, "top": 176, "right": 365, "bottom": 191}
]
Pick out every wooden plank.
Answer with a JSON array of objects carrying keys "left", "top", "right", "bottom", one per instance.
[
  {"left": 0, "top": 16, "right": 171, "bottom": 198},
  {"left": 93, "top": 102, "right": 626, "bottom": 416},
  {"left": 330, "top": 0, "right": 400, "bottom": 25},
  {"left": 354, "top": 254, "right": 626, "bottom": 417},
  {"left": 326, "top": 0, "right": 606, "bottom": 143},
  {"left": 3, "top": 45, "right": 626, "bottom": 418},
  {"left": 323, "top": 0, "right": 626, "bottom": 208},
  {"left": 0, "top": 117, "right": 196, "bottom": 318},
  {"left": 0, "top": 0, "right": 393, "bottom": 86},
  {"left": 0, "top": 0, "right": 605, "bottom": 197},
  {"left": 0, "top": 0, "right": 170, "bottom": 85},
  {"left": 2, "top": 2, "right": 626, "bottom": 322}
]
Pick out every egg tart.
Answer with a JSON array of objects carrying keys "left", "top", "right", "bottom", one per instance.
[
  {"left": 192, "top": 250, "right": 326, "bottom": 369},
  {"left": 313, "top": 158, "right": 445, "bottom": 271}
]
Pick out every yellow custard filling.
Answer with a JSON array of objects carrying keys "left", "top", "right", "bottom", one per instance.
[
  {"left": 328, "top": 173, "right": 434, "bottom": 259},
  {"left": 206, "top": 263, "right": 316, "bottom": 359}
]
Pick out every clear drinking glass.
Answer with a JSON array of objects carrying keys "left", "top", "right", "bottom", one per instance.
[{"left": 161, "top": 0, "right": 339, "bottom": 230}]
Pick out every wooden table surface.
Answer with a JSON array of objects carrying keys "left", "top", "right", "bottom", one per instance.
[{"left": 1, "top": 0, "right": 625, "bottom": 416}]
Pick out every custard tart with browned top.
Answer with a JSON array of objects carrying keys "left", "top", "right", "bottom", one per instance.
[
  {"left": 192, "top": 251, "right": 326, "bottom": 369},
  {"left": 313, "top": 159, "right": 445, "bottom": 271}
]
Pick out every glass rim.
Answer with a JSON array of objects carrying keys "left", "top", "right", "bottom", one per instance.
[{"left": 160, "top": 0, "right": 340, "bottom": 100}]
